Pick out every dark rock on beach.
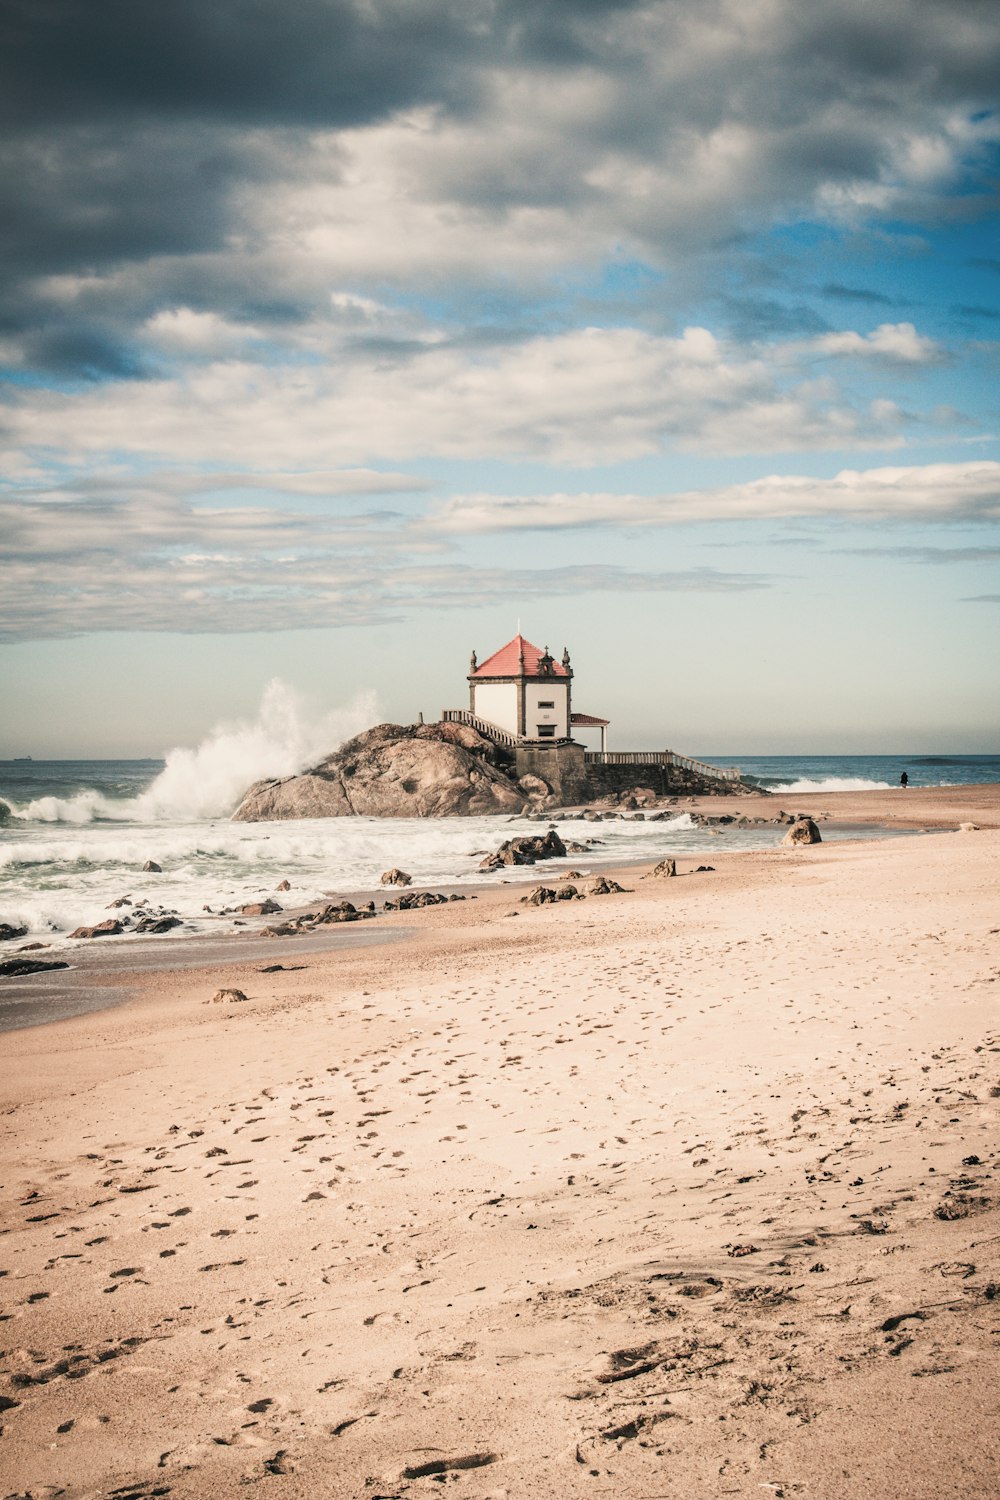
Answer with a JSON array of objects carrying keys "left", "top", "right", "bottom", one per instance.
[
  {"left": 0, "top": 923, "right": 28, "bottom": 943},
  {"left": 68, "top": 919, "right": 123, "bottom": 939},
  {"left": 133, "top": 915, "right": 183, "bottom": 934},
  {"left": 0, "top": 958, "right": 71, "bottom": 978},
  {"left": 479, "top": 828, "right": 567, "bottom": 872}
]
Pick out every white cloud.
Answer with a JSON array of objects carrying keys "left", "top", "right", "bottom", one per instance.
[
  {"left": 0, "top": 324, "right": 912, "bottom": 473},
  {"left": 809, "top": 322, "right": 944, "bottom": 364},
  {"left": 427, "top": 461, "right": 1000, "bottom": 532}
]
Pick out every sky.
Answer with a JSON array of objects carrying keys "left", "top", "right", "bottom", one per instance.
[{"left": 1, "top": 0, "right": 999, "bottom": 758}]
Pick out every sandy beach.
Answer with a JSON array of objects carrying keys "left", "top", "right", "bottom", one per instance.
[{"left": 2, "top": 786, "right": 999, "bottom": 1499}]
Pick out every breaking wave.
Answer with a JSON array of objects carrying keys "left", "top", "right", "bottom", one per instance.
[
  {"left": 8, "top": 681, "right": 377, "bottom": 825},
  {"left": 765, "top": 777, "right": 896, "bottom": 793}
]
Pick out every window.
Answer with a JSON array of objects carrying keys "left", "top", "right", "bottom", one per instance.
[
  {"left": 537, "top": 700, "right": 555, "bottom": 708},
  {"left": 538, "top": 724, "right": 556, "bottom": 738}
]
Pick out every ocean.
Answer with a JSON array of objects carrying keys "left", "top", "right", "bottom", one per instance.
[{"left": 1, "top": 751, "right": 996, "bottom": 952}]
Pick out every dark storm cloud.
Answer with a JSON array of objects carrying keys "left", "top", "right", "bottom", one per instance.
[
  {"left": 0, "top": 0, "right": 487, "bottom": 129},
  {"left": 1, "top": 0, "right": 998, "bottom": 383}
]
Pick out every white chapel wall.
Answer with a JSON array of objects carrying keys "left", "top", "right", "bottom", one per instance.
[
  {"left": 472, "top": 681, "right": 519, "bottom": 736},
  {"left": 525, "top": 682, "right": 569, "bottom": 737}
]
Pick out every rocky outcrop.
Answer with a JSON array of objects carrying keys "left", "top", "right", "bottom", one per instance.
[
  {"left": 380, "top": 868, "right": 412, "bottom": 886},
  {"left": 642, "top": 858, "right": 677, "bottom": 879},
  {"left": 232, "top": 721, "right": 528, "bottom": 822},
  {"left": 478, "top": 829, "right": 567, "bottom": 872}
]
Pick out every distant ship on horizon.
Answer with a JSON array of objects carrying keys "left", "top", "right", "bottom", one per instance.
[{"left": 12, "top": 756, "right": 32, "bottom": 762}]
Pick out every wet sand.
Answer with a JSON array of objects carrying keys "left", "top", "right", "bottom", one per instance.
[{"left": 1, "top": 786, "right": 999, "bottom": 1498}]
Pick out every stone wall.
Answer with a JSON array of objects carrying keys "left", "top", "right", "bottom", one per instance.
[
  {"left": 583, "top": 759, "right": 741, "bottom": 799},
  {"left": 512, "top": 742, "right": 742, "bottom": 804},
  {"left": 514, "top": 742, "right": 591, "bottom": 805}
]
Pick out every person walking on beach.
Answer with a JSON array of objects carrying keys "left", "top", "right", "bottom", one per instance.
[{"left": 900, "top": 771, "right": 909, "bottom": 789}]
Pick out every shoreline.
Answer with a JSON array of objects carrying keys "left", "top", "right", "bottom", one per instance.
[
  {"left": 0, "top": 782, "right": 963, "bottom": 1034},
  {"left": 1, "top": 787, "right": 999, "bottom": 1497}
]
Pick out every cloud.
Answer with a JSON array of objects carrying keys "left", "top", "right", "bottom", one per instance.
[
  {"left": 0, "top": 0, "right": 998, "bottom": 379},
  {"left": 0, "top": 325, "right": 914, "bottom": 472},
  {"left": 808, "top": 321, "right": 944, "bottom": 364},
  {"left": 0, "top": 483, "right": 770, "bottom": 640},
  {"left": 427, "top": 461, "right": 1000, "bottom": 532},
  {"left": 838, "top": 543, "right": 1000, "bottom": 564},
  {"left": 821, "top": 282, "right": 898, "bottom": 306}
]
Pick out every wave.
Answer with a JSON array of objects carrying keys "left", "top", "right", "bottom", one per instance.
[
  {"left": 762, "top": 776, "right": 896, "bottom": 793},
  {"left": 4, "top": 681, "right": 377, "bottom": 825}
]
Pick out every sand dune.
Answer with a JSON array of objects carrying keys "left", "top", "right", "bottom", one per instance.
[{"left": 2, "top": 791, "right": 999, "bottom": 1498}]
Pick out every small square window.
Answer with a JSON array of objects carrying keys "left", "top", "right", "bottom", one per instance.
[
  {"left": 538, "top": 724, "right": 556, "bottom": 738},
  {"left": 538, "top": 700, "right": 555, "bottom": 708}
]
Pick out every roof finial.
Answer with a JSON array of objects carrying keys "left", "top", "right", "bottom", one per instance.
[{"left": 562, "top": 646, "right": 571, "bottom": 669}]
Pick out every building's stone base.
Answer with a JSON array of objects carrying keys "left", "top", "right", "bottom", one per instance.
[
  {"left": 583, "top": 760, "right": 741, "bottom": 800},
  {"left": 514, "top": 742, "right": 591, "bottom": 805},
  {"left": 512, "top": 742, "right": 741, "bottom": 805}
]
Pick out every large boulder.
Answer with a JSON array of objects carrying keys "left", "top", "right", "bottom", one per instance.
[
  {"left": 782, "top": 817, "right": 822, "bottom": 846},
  {"left": 232, "top": 722, "right": 527, "bottom": 821}
]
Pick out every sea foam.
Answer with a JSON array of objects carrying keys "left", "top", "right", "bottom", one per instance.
[{"left": 8, "top": 681, "right": 377, "bottom": 825}]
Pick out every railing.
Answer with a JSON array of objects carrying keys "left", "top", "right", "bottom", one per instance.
[
  {"left": 442, "top": 711, "right": 742, "bottom": 781},
  {"left": 584, "top": 749, "right": 742, "bottom": 782},
  {"left": 441, "top": 708, "right": 521, "bottom": 750}
]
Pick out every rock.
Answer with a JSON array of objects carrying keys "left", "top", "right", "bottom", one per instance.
[
  {"left": 313, "top": 901, "right": 361, "bottom": 923},
  {"left": 211, "top": 988, "right": 249, "bottom": 1004},
  {"left": 643, "top": 858, "right": 677, "bottom": 879},
  {"left": 560, "top": 869, "right": 584, "bottom": 880},
  {"left": 275, "top": 879, "right": 292, "bottom": 891},
  {"left": 0, "top": 958, "right": 71, "bottom": 978},
  {"left": 0, "top": 923, "right": 28, "bottom": 943},
  {"left": 68, "top": 919, "right": 123, "bottom": 939},
  {"left": 958, "top": 822, "right": 980, "bottom": 832},
  {"left": 107, "top": 896, "right": 133, "bottom": 908},
  {"left": 0, "top": 801, "right": 11, "bottom": 824},
  {"left": 522, "top": 885, "right": 579, "bottom": 905},
  {"left": 782, "top": 817, "right": 822, "bottom": 846},
  {"left": 479, "top": 828, "right": 567, "bottom": 872},
  {"left": 383, "top": 890, "right": 451, "bottom": 911},
  {"left": 589, "top": 876, "right": 624, "bottom": 895},
  {"left": 240, "top": 899, "right": 283, "bottom": 916},
  {"left": 380, "top": 868, "right": 412, "bottom": 887},
  {"left": 517, "top": 773, "right": 552, "bottom": 802},
  {"left": 232, "top": 720, "right": 528, "bottom": 821},
  {"left": 142, "top": 860, "right": 162, "bottom": 872},
  {"left": 133, "top": 915, "right": 183, "bottom": 934}
]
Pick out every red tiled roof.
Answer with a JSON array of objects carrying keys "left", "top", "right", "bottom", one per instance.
[
  {"left": 570, "top": 711, "right": 609, "bottom": 726},
  {"left": 472, "top": 634, "right": 569, "bottom": 678}
]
